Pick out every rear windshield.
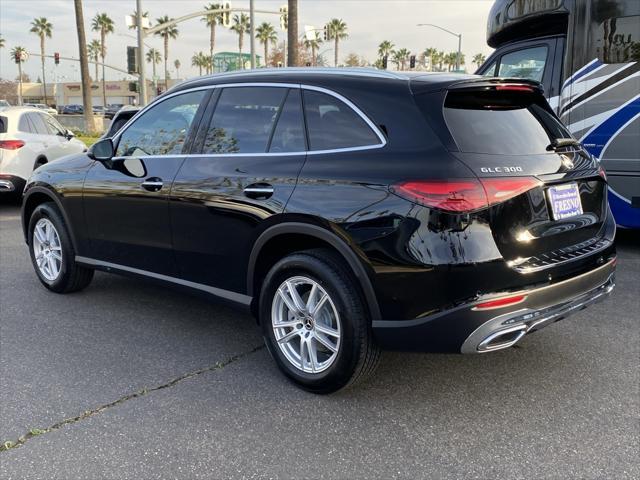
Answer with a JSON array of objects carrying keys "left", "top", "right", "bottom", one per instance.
[
  {"left": 428, "top": 89, "right": 571, "bottom": 155},
  {"left": 0, "top": 116, "right": 7, "bottom": 133}
]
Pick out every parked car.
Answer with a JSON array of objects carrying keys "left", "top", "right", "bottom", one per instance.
[
  {"left": 101, "top": 106, "right": 140, "bottom": 139},
  {"left": 92, "top": 105, "right": 105, "bottom": 115},
  {"left": 105, "top": 103, "right": 125, "bottom": 119},
  {"left": 1, "top": 107, "right": 87, "bottom": 196},
  {"left": 24, "top": 103, "right": 58, "bottom": 116},
  {"left": 61, "top": 104, "right": 83, "bottom": 115},
  {"left": 20, "top": 69, "right": 616, "bottom": 393},
  {"left": 0, "top": 100, "right": 11, "bottom": 109}
]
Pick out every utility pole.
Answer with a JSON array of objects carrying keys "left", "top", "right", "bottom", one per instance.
[
  {"left": 73, "top": 0, "right": 96, "bottom": 132},
  {"left": 416, "top": 23, "right": 463, "bottom": 71},
  {"left": 249, "top": 0, "right": 256, "bottom": 69},
  {"left": 287, "top": 0, "right": 298, "bottom": 66},
  {"left": 136, "top": 0, "right": 147, "bottom": 106}
]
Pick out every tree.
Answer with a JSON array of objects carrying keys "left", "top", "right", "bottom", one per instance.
[
  {"left": 202, "top": 3, "right": 224, "bottom": 64},
  {"left": 0, "top": 35, "right": 5, "bottom": 49},
  {"left": 87, "top": 39, "right": 101, "bottom": 82},
  {"left": 344, "top": 53, "right": 363, "bottom": 67},
  {"left": 146, "top": 48, "right": 162, "bottom": 83},
  {"left": 91, "top": 12, "right": 114, "bottom": 107},
  {"left": 174, "top": 59, "right": 181, "bottom": 79},
  {"left": 327, "top": 18, "right": 348, "bottom": 67},
  {"left": 423, "top": 47, "right": 438, "bottom": 71},
  {"left": 11, "top": 46, "right": 27, "bottom": 104},
  {"left": 303, "top": 31, "right": 322, "bottom": 66},
  {"left": 287, "top": 0, "right": 298, "bottom": 67},
  {"left": 472, "top": 53, "right": 486, "bottom": 69},
  {"left": 74, "top": 0, "right": 95, "bottom": 132},
  {"left": 434, "top": 50, "right": 445, "bottom": 71},
  {"left": 392, "top": 48, "right": 410, "bottom": 71},
  {"left": 192, "top": 52, "right": 206, "bottom": 76},
  {"left": 230, "top": 13, "right": 250, "bottom": 69},
  {"left": 128, "top": 10, "right": 149, "bottom": 30},
  {"left": 30, "top": 17, "right": 52, "bottom": 105},
  {"left": 444, "top": 52, "right": 457, "bottom": 71},
  {"left": 256, "top": 22, "right": 277, "bottom": 68},
  {"left": 154, "top": 16, "right": 179, "bottom": 89},
  {"left": 377, "top": 40, "right": 394, "bottom": 62}
]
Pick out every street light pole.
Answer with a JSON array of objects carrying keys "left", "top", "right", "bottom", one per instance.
[
  {"left": 249, "top": 0, "right": 256, "bottom": 69},
  {"left": 417, "top": 23, "right": 463, "bottom": 71},
  {"left": 136, "top": 0, "right": 147, "bottom": 106}
]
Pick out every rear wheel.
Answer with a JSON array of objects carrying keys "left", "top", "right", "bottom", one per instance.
[
  {"left": 28, "top": 202, "right": 93, "bottom": 293},
  {"left": 260, "top": 249, "right": 380, "bottom": 393}
]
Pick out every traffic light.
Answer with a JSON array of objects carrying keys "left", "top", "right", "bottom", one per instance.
[
  {"left": 128, "top": 81, "right": 138, "bottom": 92},
  {"left": 222, "top": 2, "right": 232, "bottom": 28},
  {"left": 54, "top": 52, "right": 60, "bottom": 65},
  {"left": 409, "top": 55, "right": 416, "bottom": 69},
  {"left": 382, "top": 55, "right": 388, "bottom": 69},
  {"left": 127, "top": 46, "right": 138, "bottom": 74},
  {"left": 279, "top": 5, "right": 288, "bottom": 31},
  {"left": 322, "top": 24, "right": 328, "bottom": 41}
]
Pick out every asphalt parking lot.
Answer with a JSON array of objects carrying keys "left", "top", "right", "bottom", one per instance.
[{"left": 1, "top": 201, "right": 638, "bottom": 479}]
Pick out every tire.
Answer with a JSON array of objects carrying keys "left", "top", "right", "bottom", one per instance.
[
  {"left": 260, "top": 248, "right": 380, "bottom": 394},
  {"left": 28, "top": 202, "right": 94, "bottom": 293}
]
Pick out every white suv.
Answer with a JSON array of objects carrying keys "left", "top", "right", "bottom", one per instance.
[{"left": 0, "top": 107, "right": 87, "bottom": 196}]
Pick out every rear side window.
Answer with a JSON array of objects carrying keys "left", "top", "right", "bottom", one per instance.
[
  {"left": 0, "top": 116, "right": 6, "bottom": 133},
  {"left": 18, "top": 115, "right": 32, "bottom": 133},
  {"left": 202, "top": 87, "right": 286, "bottom": 154},
  {"left": 40, "top": 113, "right": 66, "bottom": 135},
  {"left": 497, "top": 46, "right": 548, "bottom": 82},
  {"left": 116, "top": 90, "right": 206, "bottom": 157},
  {"left": 302, "top": 90, "right": 381, "bottom": 151},
  {"left": 27, "top": 113, "right": 49, "bottom": 135},
  {"left": 269, "top": 89, "right": 305, "bottom": 153},
  {"left": 437, "top": 88, "right": 571, "bottom": 155}
]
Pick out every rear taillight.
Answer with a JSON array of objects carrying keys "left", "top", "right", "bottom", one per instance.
[
  {"left": 598, "top": 165, "right": 607, "bottom": 182},
  {"left": 0, "top": 140, "right": 25, "bottom": 150},
  {"left": 494, "top": 84, "right": 535, "bottom": 93},
  {"left": 392, "top": 177, "right": 542, "bottom": 213},
  {"left": 473, "top": 294, "right": 528, "bottom": 311}
]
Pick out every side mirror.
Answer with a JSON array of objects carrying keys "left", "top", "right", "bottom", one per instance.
[
  {"left": 65, "top": 129, "right": 75, "bottom": 139},
  {"left": 88, "top": 138, "right": 114, "bottom": 162}
]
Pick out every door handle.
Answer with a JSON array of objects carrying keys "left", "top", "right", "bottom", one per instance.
[
  {"left": 141, "top": 177, "right": 163, "bottom": 192},
  {"left": 243, "top": 183, "right": 274, "bottom": 199}
]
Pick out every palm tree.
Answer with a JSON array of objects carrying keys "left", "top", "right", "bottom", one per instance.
[
  {"left": 473, "top": 53, "right": 486, "bottom": 69},
  {"left": 192, "top": 52, "right": 204, "bottom": 76},
  {"left": 174, "top": 59, "right": 181, "bottom": 79},
  {"left": 434, "top": 50, "right": 445, "bottom": 71},
  {"left": 423, "top": 47, "right": 438, "bottom": 71},
  {"left": 287, "top": 0, "right": 298, "bottom": 66},
  {"left": 91, "top": 12, "right": 114, "bottom": 108},
  {"left": 0, "top": 35, "right": 5, "bottom": 49},
  {"left": 87, "top": 39, "right": 101, "bottom": 82},
  {"left": 11, "top": 46, "right": 27, "bottom": 104},
  {"left": 392, "top": 48, "right": 410, "bottom": 71},
  {"left": 30, "top": 17, "right": 53, "bottom": 105},
  {"left": 303, "top": 31, "right": 322, "bottom": 66},
  {"left": 73, "top": 0, "right": 95, "bottom": 131},
  {"left": 202, "top": 3, "right": 224, "bottom": 63},
  {"left": 128, "top": 10, "right": 149, "bottom": 30},
  {"left": 154, "top": 16, "right": 179, "bottom": 90},
  {"left": 444, "top": 52, "right": 458, "bottom": 71},
  {"left": 327, "top": 18, "right": 348, "bottom": 67},
  {"left": 377, "top": 40, "right": 394, "bottom": 63},
  {"left": 230, "top": 13, "right": 250, "bottom": 69},
  {"left": 146, "top": 48, "right": 162, "bottom": 85},
  {"left": 256, "top": 22, "right": 277, "bottom": 68}
]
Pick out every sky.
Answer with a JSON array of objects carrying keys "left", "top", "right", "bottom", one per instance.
[{"left": 0, "top": 0, "right": 495, "bottom": 82}]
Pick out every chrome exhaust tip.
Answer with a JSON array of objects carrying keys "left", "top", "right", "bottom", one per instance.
[{"left": 476, "top": 325, "right": 528, "bottom": 352}]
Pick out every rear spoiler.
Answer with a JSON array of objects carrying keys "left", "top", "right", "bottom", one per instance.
[{"left": 411, "top": 76, "right": 545, "bottom": 96}]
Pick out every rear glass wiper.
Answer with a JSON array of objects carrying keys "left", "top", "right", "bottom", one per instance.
[{"left": 546, "top": 138, "right": 582, "bottom": 151}]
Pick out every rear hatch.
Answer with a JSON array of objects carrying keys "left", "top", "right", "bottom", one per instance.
[{"left": 413, "top": 78, "right": 609, "bottom": 272}]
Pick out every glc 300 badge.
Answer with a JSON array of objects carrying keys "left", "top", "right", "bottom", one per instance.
[{"left": 480, "top": 166, "right": 524, "bottom": 173}]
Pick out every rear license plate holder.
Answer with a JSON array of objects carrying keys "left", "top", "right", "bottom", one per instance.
[{"left": 547, "top": 183, "right": 583, "bottom": 220}]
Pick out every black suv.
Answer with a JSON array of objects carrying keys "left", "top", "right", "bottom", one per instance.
[{"left": 21, "top": 69, "right": 616, "bottom": 393}]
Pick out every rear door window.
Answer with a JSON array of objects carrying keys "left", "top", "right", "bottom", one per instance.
[
  {"left": 436, "top": 88, "right": 571, "bottom": 155},
  {"left": 18, "top": 115, "right": 32, "bottom": 133},
  {"left": 27, "top": 113, "right": 49, "bottom": 135},
  {"left": 497, "top": 46, "right": 548, "bottom": 82},
  {"left": 268, "top": 89, "right": 306, "bottom": 153},
  {"left": 0, "top": 116, "right": 7, "bottom": 133},
  {"left": 201, "top": 86, "right": 287, "bottom": 154},
  {"left": 302, "top": 90, "right": 381, "bottom": 151},
  {"left": 40, "top": 113, "right": 66, "bottom": 136}
]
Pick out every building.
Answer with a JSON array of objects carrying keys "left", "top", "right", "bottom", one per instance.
[{"left": 213, "top": 52, "right": 262, "bottom": 73}]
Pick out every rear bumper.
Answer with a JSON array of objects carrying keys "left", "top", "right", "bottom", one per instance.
[{"left": 372, "top": 257, "right": 616, "bottom": 353}]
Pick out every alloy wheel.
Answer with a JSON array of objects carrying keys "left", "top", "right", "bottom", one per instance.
[{"left": 32, "top": 218, "right": 63, "bottom": 281}]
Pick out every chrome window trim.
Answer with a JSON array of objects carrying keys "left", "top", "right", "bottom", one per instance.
[
  {"left": 75, "top": 256, "right": 252, "bottom": 305},
  {"left": 111, "top": 82, "right": 386, "bottom": 159}
]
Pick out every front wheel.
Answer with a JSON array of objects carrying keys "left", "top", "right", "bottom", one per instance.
[
  {"left": 28, "top": 202, "right": 94, "bottom": 293},
  {"left": 260, "top": 249, "right": 380, "bottom": 394}
]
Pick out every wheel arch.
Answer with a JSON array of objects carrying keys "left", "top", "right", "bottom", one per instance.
[
  {"left": 21, "top": 186, "right": 78, "bottom": 252},
  {"left": 247, "top": 222, "right": 382, "bottom": 322}
]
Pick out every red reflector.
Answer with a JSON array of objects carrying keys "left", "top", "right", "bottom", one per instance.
[
  {"left": 598, "top": 165, "right": 607, "bottom": 181},
  {"left": 473, "top": 294, "right": 527, "bottom": 311},
  {"left": 393, "top": 177, "right": 542, "bottom": 213},
  {"left": 0, "top": 140, "right": 25, "bottom": 150},
  {"left": 495, "top": 84, "right": 535, "bottom": 92}
]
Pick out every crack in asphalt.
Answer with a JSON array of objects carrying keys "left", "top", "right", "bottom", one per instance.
[{"left": 0, "top": 344, "right": 265, "bottom": 453}]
